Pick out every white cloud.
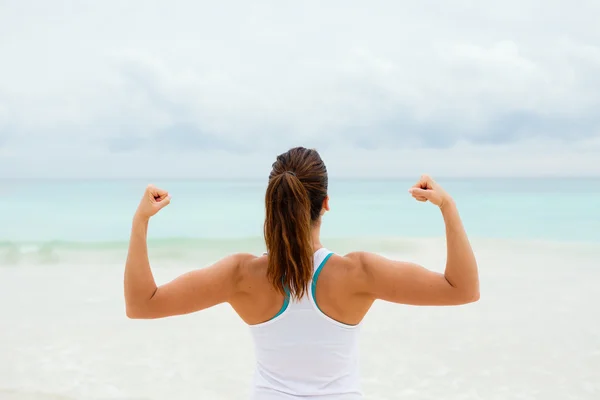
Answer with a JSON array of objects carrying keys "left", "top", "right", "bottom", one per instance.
[{"left": 1, "top": 0, "right": 599, "bottom": 178}]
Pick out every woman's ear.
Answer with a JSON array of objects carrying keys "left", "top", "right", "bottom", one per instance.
[{"left": 321, "top": 195, "right": 330, "bottom": 215}]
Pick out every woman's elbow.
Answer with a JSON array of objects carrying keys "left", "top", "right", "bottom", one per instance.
[
  {"left": 462, "top": 289, "right": 480, "bottom": 304},
  {"left": 450, "top": 288, "right": 480, "bottom": 305},
  {"left": 126, "top": 303, "right": 152, "bottom": 319},
  {"left": 126, "top": 305, "right": 141, "bottom": 319}
]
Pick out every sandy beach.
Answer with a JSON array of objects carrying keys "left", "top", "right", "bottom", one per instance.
[{"left": 1, "top": 238, "right": 598, "bottom": 399}]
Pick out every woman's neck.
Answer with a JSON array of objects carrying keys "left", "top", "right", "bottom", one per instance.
[{"left": 311, "top": 223, "right": 323, "bottom": 251}]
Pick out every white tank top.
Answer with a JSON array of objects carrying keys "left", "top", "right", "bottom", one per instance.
[{"left": 248, "top": 248, "right": 363, "bottom": 399}]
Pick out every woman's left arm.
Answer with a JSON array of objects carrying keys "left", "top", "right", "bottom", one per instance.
[{"left": 124, "top": 185, "right": 245, "bottom": 319}]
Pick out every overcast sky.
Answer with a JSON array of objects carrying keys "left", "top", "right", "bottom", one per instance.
[{"left": 1, "top": 0, "right": 599, "bottom": 178}]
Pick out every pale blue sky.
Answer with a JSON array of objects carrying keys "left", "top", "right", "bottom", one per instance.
[{"left": 1, "top": 0, "right": 599, "bottom": 178}]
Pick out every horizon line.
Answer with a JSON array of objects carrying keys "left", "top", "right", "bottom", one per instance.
[{"left": 1, "top": 175, "right": 599, "bottom": 181}]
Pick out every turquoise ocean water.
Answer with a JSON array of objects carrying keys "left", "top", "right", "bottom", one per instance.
[{"left": 1, "top": 178, "right": 598, "bottom": 266}]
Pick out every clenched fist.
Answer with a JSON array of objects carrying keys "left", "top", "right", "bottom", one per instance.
[
  {"left": 408, "top": 175, "right": 453, "bottom": 209},
  {"left": 135, "top": 184, "right": 171, "bottom": 219}
]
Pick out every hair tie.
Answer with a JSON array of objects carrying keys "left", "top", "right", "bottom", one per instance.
[{"left": 285, "top": 171, "right": 296, "bottom": 177}]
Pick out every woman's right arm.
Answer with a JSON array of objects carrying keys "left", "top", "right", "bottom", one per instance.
[{"left": 349, "top": 175, "right": 480, "bottom": 306}]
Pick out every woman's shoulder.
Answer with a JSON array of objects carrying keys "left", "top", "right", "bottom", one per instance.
[
  {"left": 233, "top": 252, "right": 269, "bottom": 279},
  {"left": 317, "top": 252, "right": 367, "bottom": 284}
]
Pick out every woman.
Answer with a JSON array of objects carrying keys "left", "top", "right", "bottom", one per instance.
[{"left": 124, "top": 146, "right": 480, "bottom": 399}]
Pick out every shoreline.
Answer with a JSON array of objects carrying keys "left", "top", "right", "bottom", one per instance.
[
  {"left": 1, "top": 234, "right": 598, "bottom": 246},
  {"left": 1, "top": 235, "right": 598, "bottom": 268}
]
